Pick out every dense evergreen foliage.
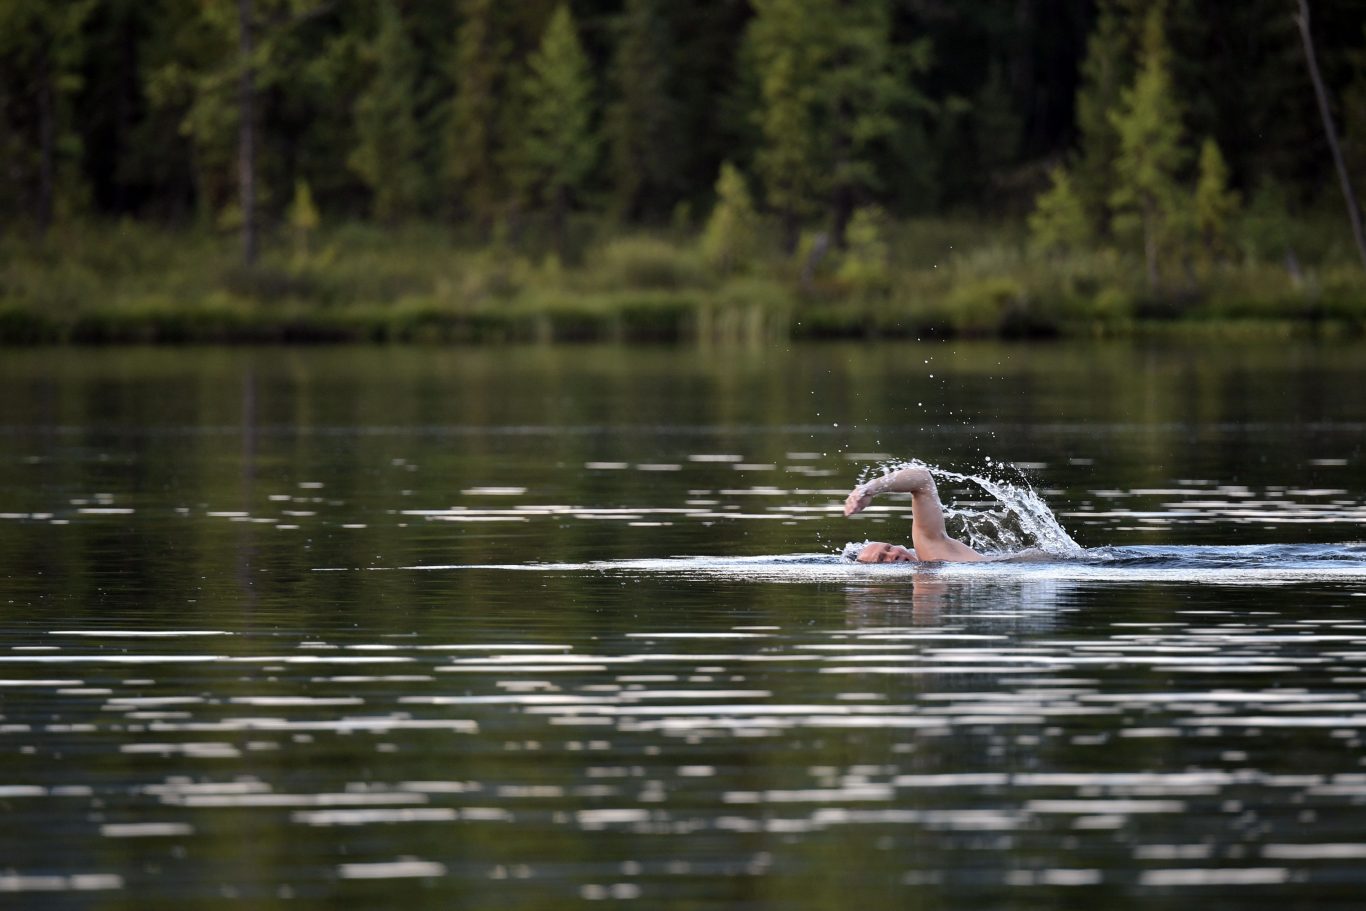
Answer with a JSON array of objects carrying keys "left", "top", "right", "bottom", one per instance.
[
  {"left": 5, "top": 0, "right": 1366, "bottom": 344},
  {"left": 5, "top": 0, "right": 1366, "bottom": 239}
]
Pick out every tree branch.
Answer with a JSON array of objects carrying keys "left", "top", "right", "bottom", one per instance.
[{"left": 1296, "top": 0, "right": 1366, "bottom": 270}]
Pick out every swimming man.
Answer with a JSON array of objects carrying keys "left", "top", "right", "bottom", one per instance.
[{"left": 843, "top": 464, "right": 984, "bottom": 563}]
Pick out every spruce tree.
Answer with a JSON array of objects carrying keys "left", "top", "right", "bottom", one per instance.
[
  {"left": 747, "top": 0, "right": 827, "bottom": 253},
  {"left": 1073, "top": 0, "right": 1137, "bottom": 232},
  {"left": 700, "top": 161, "right": 758, "bottom": 274},
  {"left": 446, "top": 0, "right": 508, "bottom": 228},
  {"left": 1168, "top": 0, "right": 1310, "bottom": 199},
  {"left": 820, "top": 0, "right": 902, "bottom": 245},
  {"left": 518, "top": 4, "right": 598, "bottom": 244},
  {"left": 748, "top": 0, "right": 909, "bottom": 248},
  {"left": 1109, "top": 3, "right": 1185, "bottom": 288},
  {"left": 836, "top": 205, "right": 890, "bottom": 293},
  {"left": 349, "top": 0, "right": 425, "bottom": 222},
  {"left": 288, "top": 177, "right": 319, "bottom": 262},
  {"left": 610, "top": 0, "right": 683, "bottom": 222},
  {"left": 0, "top": 0, "right": 93, "bottom": 231},
  {"left": 1194, "top": 138, "right": 1239, "bottom": 258},
  {"left": 142, "top": 2, "right": 236, "bottom": 227},
  {"left": 1029, "top": 167, "right": 1089, "bottom": 256}
]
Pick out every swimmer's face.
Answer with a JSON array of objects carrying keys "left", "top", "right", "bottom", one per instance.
[{"left": 856, "top": 542, "right": 917, "bottom": 564}]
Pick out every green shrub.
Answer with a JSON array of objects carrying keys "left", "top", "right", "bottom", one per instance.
[
  {"left": 1084, "top": 285, "right": 1135, "bottom": 323},
  {"left": 591, "top": 236, "right": 709, "bottom": 291},
  {"left": 1028, "top": 167, "right": 1090, "bottom": 255},
  {"left": 944, "top": 277, "right": 1027, "bottom": 334},
  {"left": 836, "top": 206, "right": 891, "bottom": 295},
  {"left": 700, "top": 162, "right": 759, "bottom": 274},
  {"left": 1311, "top": 267, "right": 1366, "bottom": 326},
  {"left": 2, "top": 215, "right": 1362, "bottom": 344}
]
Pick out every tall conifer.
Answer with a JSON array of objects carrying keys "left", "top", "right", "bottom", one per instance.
[
  {"left": 1194, "top": 138, "right": 1239, "bottom": 257},
  {"left": 701, "top": 161, "right": 758, "bottom": 273},
  {"left": 349, "top": 1, "right": 425, "bottom": 222},
  {"left": 748, "top": 0, "right": 826, "bottom": 253},
  {"left": 821, "top": 0, "right": 902, "bottom": 245},
  {"left": 610, "top": 0, "right": 683, "bottom": 222},
  {"left": 0, "top": 0, "right": 93, "bottom": 230},
  {"left": 1073, "top": 0, "right": 1137, "bottom": 231},
  {"left": 518, "top": 4, "right": 598, "bottom": 242},
  {"left": 1029, "top": 167, "right": 1089, "bottom": 255},
  {"left": 447, "top": 0, "right": 507, "bottom": 228},
  {"left": 1109, "top": 3, "right": 1184, "bottom": 287}
]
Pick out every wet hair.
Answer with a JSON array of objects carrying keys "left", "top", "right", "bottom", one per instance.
[{"left": 841, "top": 540, "right": 877, "bottom": 562}]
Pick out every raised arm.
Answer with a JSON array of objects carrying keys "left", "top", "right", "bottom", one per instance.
[{"left": 844, "top": 465, "right": 982, "bottom": 562}]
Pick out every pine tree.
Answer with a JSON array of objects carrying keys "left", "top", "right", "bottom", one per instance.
[
  {"left": 836, "top": 205, "right": 890, "bottom": 293},
  {"left": 142, "top": 0, "right": 252, "bottom": 252},
  {"left": 747, "top": 0, "right": 912, "bottom": 248},
  {"left": 1193, "top": 138, "right": 1239, "bottom": 258},
  {"left": 517, "top": 4, "right": 598, "bottom": 243},
  {"left": 288, "top": 177, "right": 319, "bottom": 262},
  {"left": 821, "top": 0, "right": 903, "bottom": 245},
  {"left": 446, "top": 0, "right": 508, "bottom": 228},
  {"left": 1109, "top": 2, "right": 1185, "bottom": 288},
  {"left": 145, "top": 0, "right": 361, "bottom": 262},
  {"left": 609, "top": 0, "right": 683, "bottom": 222},
  {"left": 700, "top": 161, "right": 758, "bottom": 274},
  {"left": 349, "top": 0, "right": 425, "bottom": 222},
  {"left": 0, "top": 0, "right": 93, "bottom": 231},
  {"left": 1029, "top": 167, "right": 1090, "bottom": 255},
  {"left": 1073, "top": 0, "right": 1137, "bottom": 231},
  {"left": 1167, "top": 0, "right": 1310, "bottom": 199},
  {"left": 747, "top": 0, "right": 827, "bottom": 253}
]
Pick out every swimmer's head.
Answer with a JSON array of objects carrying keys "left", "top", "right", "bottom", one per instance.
[{"left": 850, "top": 541, "right": 918, "bottom": 564}]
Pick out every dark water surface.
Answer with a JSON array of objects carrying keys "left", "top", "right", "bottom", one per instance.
[{"left": 1, "top": 341, "right": 1364, "bottom": 910}]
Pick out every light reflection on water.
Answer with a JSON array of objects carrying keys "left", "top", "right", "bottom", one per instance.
[
  {"left": 0, "top": 342, "right": 1364, "bottom": 909},
  {"left": 5, "top": 572, "right": 1366, "bottom": 906}
]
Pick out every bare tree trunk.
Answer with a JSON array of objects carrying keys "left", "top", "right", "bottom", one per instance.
[
  {"left": 1296, "top": 0, "right": 1366, "bottom": 270},
  {"left": 238, "top": 0, "right": 258, "bottom": 266},
  {"left": 36, "top": 47, "right": 54, "bottom": 235}
]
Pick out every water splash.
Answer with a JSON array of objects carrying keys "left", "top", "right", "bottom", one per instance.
[{"left": 874, "top": 459, "right": 1084, "bottom": 558}]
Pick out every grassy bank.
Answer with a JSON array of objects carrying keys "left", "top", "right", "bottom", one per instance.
[{"left": 2, "top": 218, "right": 1365, "bottom": 344}]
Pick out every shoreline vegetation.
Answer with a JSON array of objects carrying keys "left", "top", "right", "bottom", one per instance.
[
  {"left": 6, "top": 2, "right": 1366, "bottom": 346},
  {"left": 2, "top": 216, "right": 1364, "bottom": 345}
]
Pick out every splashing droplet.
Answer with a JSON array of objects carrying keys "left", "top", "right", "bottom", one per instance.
[{"left": 874, "top": 458, "right": 1083, "bottom": 557}]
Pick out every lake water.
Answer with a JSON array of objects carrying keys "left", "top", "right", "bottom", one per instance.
[{"left": 1, "top": 340, "right": 1364, "bottom": 910}]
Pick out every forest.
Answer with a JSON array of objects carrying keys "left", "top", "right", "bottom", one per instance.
[{"left": 4, "top": 0, "right": 1366, "bottom": 342}]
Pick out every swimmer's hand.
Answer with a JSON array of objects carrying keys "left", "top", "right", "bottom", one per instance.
[
  {"left": 844, "top": 466, "right": 935, "bottom": 516},
  {"left": 843, "top": 484, "right": 876, "bottom": 516}
]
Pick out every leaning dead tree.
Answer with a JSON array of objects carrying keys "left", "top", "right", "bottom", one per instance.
[{"left": 1295, "top": 0, "right": 1366, "bottom": 270}]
